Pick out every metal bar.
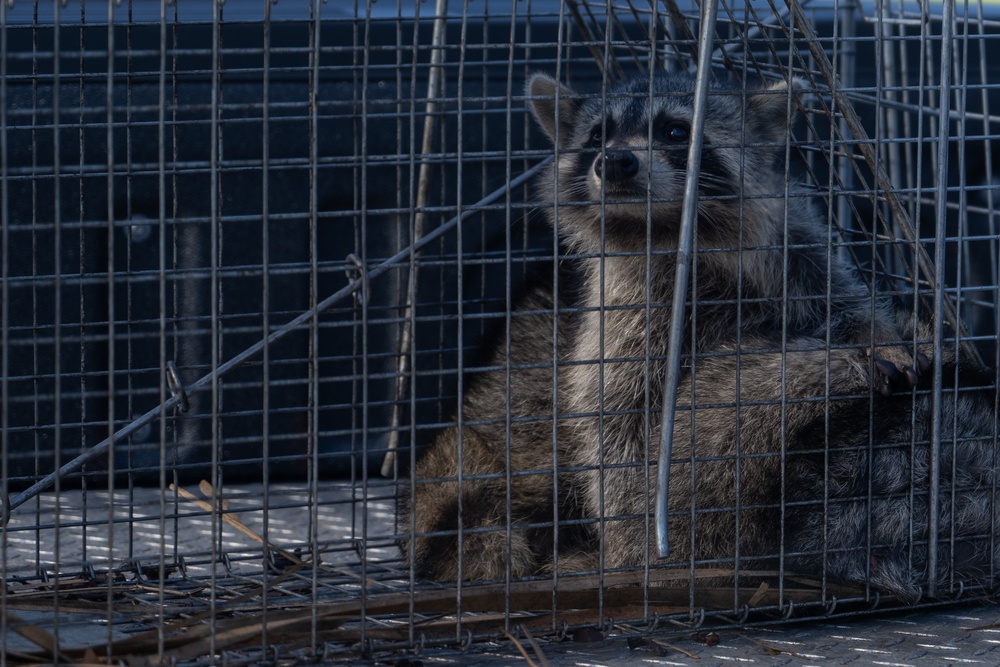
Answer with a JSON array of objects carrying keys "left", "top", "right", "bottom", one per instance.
[
  {"left": 596, "top": 0, "right": 613, "bottom": 620},
  {"left": 50, "top": 5, "right": 65, "bottom": 627},
  {"left": 208, "top": 0, "right": 223, "bottom": 657},
  {"left": 655, "top": 0, "right": 720, "bottom": 560},
  {"left": 155, "top": 0, "right": 171, "bottom": 659},
  {"left": 644, "top": 0, "right": 662, "bottom": 617},
  {"left": 927, "top": 0, "right": 957, "bottom": 599},
  {"left": 103, "top": 0, "right": 117, "bottom": 653},
  {"left": 0, "top": 158, "right": 550, "bottom": 524},
  {"left": 499, "top": 0, "right": 518, "bottom": 626},
  {"left": 259, "top": 0, "right": 274, "bottom": 652},
  {"left": 548, "top": 0, "right": 572, "bottom": 623},
  {"left": 307, "top": 0, "right": 324, "bottom": 649},
  {"left": 0, "top": 0, "right": 9, "bottom": 558}
]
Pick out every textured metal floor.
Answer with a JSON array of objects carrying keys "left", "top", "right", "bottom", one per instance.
[
  {"left": 4, "top": 483, "right": 999, "bottom": 665},
  {"left": 440, "top": 605, "right": 1000, "bottom": 666}
]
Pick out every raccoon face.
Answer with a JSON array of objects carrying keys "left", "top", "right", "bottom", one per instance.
[
  {"left": 526, "top": 72, "right": 799, "bottom": 251},
  {"left": 581, "top": 110, "right": 693, "bottom": 210}
]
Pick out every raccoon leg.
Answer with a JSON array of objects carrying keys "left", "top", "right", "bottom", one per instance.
[{"left": 401, "top": 426, "right": 555, "bottom": 582}]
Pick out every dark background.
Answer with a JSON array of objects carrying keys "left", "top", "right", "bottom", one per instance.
[{"left": 4, "top": 1, "right": 998, "bottom": 487}]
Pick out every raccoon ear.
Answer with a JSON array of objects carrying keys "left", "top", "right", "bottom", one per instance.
[
  {"left": 745, "top": 77, "right": 805, "bottom": 148},
  {"left": 526, "top": 73, "right": 579, "bottom": 148}
]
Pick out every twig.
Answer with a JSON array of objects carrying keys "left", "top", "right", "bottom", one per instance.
[
  {"left": 169, "top": 482, "right": 304, "bottom": 566},
  {"left": 381, "top": 0, "right": 451, "bottom": 478},
  {"left": 521, "top": 625, "right": 552, "bottom": 667},
  {"left": 1, "top": 609, "right": 74, "bottom": 663},
  {"left": 502, "top": 628, "right": 541, "bottom": 667},
  {"left": 650, "top": 637, "right": 700, "bottom": 659},
  {"left": 747, "top": 582, "right": 770, "bottom": 607},
  {"left": 613, "top": 623, "right": 701, "bottom": 660},
  {"left": 741, "top": 634, "right": 808, "bottom": 659}
]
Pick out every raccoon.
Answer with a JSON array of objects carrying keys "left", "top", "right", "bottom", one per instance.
[
  {"left": 401, "top": 71, "right": 913, "bottom": 583},
  {"left": 400, "top": 71, "right": 999, "bottom": 599},
  {"left": 526, "top": 71, "right": 998, "bottom": 599}
]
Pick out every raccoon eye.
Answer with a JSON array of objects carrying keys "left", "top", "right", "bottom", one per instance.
[
  {"left": 656, "top": 121, "right": 689, "bottom": 144},
  {"left": 587, "top": 126, "right": 603, "bottom": 148},
  {"left": 586, "top": 118, "right": 614, "bottom": 148}
]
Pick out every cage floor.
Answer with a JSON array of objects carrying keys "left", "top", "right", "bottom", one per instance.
[
  {"left": 3, "top": 483, "right": 999, "bottom": 665},
  {"left": 403, "top": 606, "right": 1000, "bottom": 666}
]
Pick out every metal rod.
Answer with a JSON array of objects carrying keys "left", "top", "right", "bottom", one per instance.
[
  {"left": 0, "top": 158, "right": 551, "bottom": 525},
  {"left": 0, "top": 0, "right": 10, "bottom": 532},
  {"left": 655, "top": 0, "right": 720, "bottom": 560},
  {"left": 927, "top": 0, "right": 957, "bottom": 598}
]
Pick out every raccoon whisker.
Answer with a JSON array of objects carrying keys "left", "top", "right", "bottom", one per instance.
[
  {"left": 696, "top": 173, "right": 731, "bottom": 186},
  {"left": 695, "top": 173, "right": 737, "bottom": 192},
  {"left": 695, "top": 208, "right": 728, "bottom": 234}
]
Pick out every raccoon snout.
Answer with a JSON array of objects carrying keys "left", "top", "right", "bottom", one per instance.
[{"left": 595, "top": 151, "right": 640, "bottom": 182}]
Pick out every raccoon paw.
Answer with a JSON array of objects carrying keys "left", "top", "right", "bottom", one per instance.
[{"left": 867, "top": 345, "right": 930, "bottom": 396}]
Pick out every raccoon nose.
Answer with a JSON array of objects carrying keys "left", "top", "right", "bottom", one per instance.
[{"left": 595, "top": 151, "right": 640, "bottom": 182}]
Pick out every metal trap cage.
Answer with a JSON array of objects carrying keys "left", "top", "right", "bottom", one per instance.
[{"left": 2, "top": 0, "right": 999, "bottom": 664}]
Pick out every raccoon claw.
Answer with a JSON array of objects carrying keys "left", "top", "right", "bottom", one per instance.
[
  {"left": 897, "top": 349, "right": 931, "bottom": 387},
  {"left": 866, "top": 342, "right": 926, "bottom": 396},
  {"left": 915, "top": 351, "right": 931, "bottom": 374},
  {"left": 872, "top": 358, "right": 904, "bottom": 396},
  {"left": 871, "top": 355, "right": 922, "bottom": 396}
]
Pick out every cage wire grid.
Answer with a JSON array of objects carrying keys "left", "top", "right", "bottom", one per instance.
[{"left": 2, "top": 0, "right": 1000, "bottom": 663}]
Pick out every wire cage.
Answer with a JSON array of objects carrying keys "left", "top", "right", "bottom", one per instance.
[{"left": 2, "top": 0, "right": 999, "bottom": 663}]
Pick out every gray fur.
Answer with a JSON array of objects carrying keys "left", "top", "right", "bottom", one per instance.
[{"left": 399, "top": 71, "right": 999, "bottom": 600}]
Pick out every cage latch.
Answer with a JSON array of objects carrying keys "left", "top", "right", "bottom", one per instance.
[{"left": 166, "top": 361, "right": 191, "bottom": 414}]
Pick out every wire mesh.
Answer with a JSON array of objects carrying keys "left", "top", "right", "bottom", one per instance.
[{"left": 1, "top": 0, "right": 999, "bottom": 664}]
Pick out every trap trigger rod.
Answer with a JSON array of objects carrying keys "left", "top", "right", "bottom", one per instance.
[{"left": 655, "top": 0, "right": 720, "bottom": 560}]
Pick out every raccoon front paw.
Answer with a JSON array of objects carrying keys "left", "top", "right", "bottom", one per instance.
[{"left": 867, "top": 345, "right": 930, "bottom": 396}]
